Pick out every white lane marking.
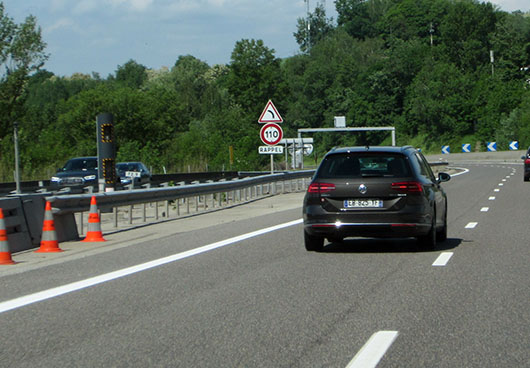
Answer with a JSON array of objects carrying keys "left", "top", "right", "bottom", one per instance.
[
  {"left": 432, "top": 252, "right": 454, "bottom": 266},
  {"left": 489, "top": 196, "right": 496, "bottom": 200},
  {"left": 346, "top": 331, "right": 399, "bottom": 368},
  {"left": 494, "top": 189, "right": 500, "bottom": 192},
  {"left": 0, "top": 219, "right": 303, "bottom": 314},
  {"left": 448, "top": 167, "right": 469, "bottom": 177},
  {"left": 502, "top": 179, "right": 507, "bottom": 182},
  {"left": 465, "top": 222, "right": 478, "bottom": 229},
  {"left": 498, "top": 183, "right": 504, "bottom": 186},
  {"left": 481, "top": 207, "right": 489, "bottom": 212}
]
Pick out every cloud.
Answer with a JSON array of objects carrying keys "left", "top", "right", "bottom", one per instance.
[
  {"left": 72, "top": 0, "right": 99, "bottom": 15},
  {"left": 207, "top": 0, "right": 227, "bottom": 6},
  {"left": 108, "top": 0, "right": 154, "bottom": 12},
  {"left": 49, "top": 0, "right": 70, "bottom": 13},
  {"left": 44, "top": 17, "right": 77, "bottom": 34},
  {"left": 130, "top": 0, "right": 154, "bottom": 11}
]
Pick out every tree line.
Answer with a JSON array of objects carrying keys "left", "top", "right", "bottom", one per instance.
[{"left": 1, "top": 0, "right": 529, "bottom": 181}]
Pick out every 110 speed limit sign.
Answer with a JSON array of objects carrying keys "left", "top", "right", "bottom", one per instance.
[{"left": 260, "top": 123, "right": 283, "bottom": 146}]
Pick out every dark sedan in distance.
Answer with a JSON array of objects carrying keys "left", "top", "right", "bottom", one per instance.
[
  {"left": 116, "top": 162, "right": 151, "bottom": 186},
  {"left": 50, "top": 157, "right": 98, "bottom": 190}
]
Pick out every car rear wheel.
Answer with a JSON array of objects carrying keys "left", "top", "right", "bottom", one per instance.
[{"left": 304, "top": 230, "right": 324, "bottom": 251}]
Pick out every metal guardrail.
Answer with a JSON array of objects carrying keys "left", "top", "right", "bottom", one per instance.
[
  {"left": 46, "top": 171, "right": 314, "bottom": 214},
  {"left": 39, "top": 170, "right": 315, "bottom": 244}
]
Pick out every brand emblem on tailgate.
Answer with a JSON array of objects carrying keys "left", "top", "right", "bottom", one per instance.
[{"left": 358, "top": 184, "right": 367, "bottom": 194}]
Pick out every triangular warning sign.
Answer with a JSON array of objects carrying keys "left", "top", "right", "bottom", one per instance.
[{"left": 258, "top": 100, "right": 283, "bottom": 123}]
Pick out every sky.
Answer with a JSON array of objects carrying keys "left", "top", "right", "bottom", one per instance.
[{"left": 3, "top": 0, "right": 530, "bottom": 77}]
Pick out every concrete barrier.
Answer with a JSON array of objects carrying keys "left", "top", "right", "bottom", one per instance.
[{"left": 0, "top": 195, "right": 45, "bottom": 252}]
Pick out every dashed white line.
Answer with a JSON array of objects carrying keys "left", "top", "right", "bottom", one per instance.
[
  {"left": 432, "top": 252, "right": 454, "bottom": 266},
  {"left": 465, "top": 222, "right": 478, "bottom": 229},
  {"left": 498, "top": 183, "right": 504, "bottom": 186},
  {"left": 494, "top": 189, "right": 500, "bottom": 192},
  {"left": 489, "top": 196, "right": 496, "bottom": 200},
  {"left": 481, "top": 207, "right": 489, "bottom": 212},
  {"left": 346, "top": 331, "right": 399, "bottom": 368}
]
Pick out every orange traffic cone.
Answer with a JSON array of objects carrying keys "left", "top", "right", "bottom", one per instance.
[
  {"left": 0, "top": 208, "right": 15, "bottom": 265},
  {"left": 35, "top": 201, "right": 63, "bottom": 253},
  {"left": 82, "top": 196, "right": 105, "bottom": 242}
]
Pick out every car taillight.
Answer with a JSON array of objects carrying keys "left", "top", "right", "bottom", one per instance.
[
  {"left": 525, "top": 159, "right": 530, "bottom": 165},
  {"left": 391, "top": 181, "right": 423, "bottom": 193},
  {"left": 307, "top": 182, "right": 336, "bottom": 193}
]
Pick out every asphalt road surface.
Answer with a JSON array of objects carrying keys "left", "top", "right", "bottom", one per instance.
[{"left": 0, "top": 159, "right": 528, "bottom": 367}]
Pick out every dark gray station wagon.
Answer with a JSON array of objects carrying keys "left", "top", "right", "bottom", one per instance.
[{"left": 303, "top": 146, "right": 450, "bottom": 251}]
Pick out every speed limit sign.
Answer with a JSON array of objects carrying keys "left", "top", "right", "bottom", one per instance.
[{"left": 260, "top": 123, "right": 283, "bottom": 146}]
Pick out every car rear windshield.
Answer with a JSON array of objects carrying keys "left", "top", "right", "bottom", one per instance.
[
  {"left": 117, "top": 163, "right": 139, "bottom": 171},
  {"left": 63, "top": 158, "right": 97, "bottom": 171},
  {"left": 316, "top": 153, "right": 412, "bottom": 179}
]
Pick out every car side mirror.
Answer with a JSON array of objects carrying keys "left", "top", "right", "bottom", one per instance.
[{"left": 438, "top": 172, "right": 451, "bottom": 183}]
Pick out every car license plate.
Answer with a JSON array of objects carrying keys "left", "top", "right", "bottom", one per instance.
[
  {"left": 343, "top": 199, "right": 383, "bottom": 208},
  {"left": 125, "top": 171, "right": 141, "bottom": 178},
  {"left": 63, "top": 178, "right": 83, "bottom": 184}
]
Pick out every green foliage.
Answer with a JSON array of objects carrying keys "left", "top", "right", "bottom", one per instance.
[
  {"left": 2, "top": 0, "right": 530, "bottom": 181},
  {"left": 223, "top": 39, "right": 284, "bottom": 114},
  {"left": 115, "top": 59, "right": 147, "bottom": 89},
  {"left": 294, "top": 4, "right": 334, "bottom": 52},
  {"left": 0, "top": 3, "right": 47, "bottom": 137}
]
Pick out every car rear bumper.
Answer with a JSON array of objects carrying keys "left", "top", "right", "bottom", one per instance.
[
  {"left": 304, "top": 222, "right": 432, "bottom": 238},
  {"left": 303, "top": 203, "right": 433, "bottom": 238}
]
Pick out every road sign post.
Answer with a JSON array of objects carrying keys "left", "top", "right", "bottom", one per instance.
[{"left": 260, "top": 123, "right": 283, "bottom": 174}]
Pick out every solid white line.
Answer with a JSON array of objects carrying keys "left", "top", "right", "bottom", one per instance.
[
  {"left": 432, "top": 252, "right": 453, "bottom": 266},
  {"left": 0, "top": 219, "right": 303, "bottom": 314},
  {"left": 465, "top": 222, "right": 478, "bottom": 229},
  {"left": 346, "top": 331, "right": 399, "bottom": 368},
  {"left": 481, "top": 207, "right": 489, "bottom": 212},
  {"left": 448, "top": 167, "right": 469, "bottom": 177}
]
